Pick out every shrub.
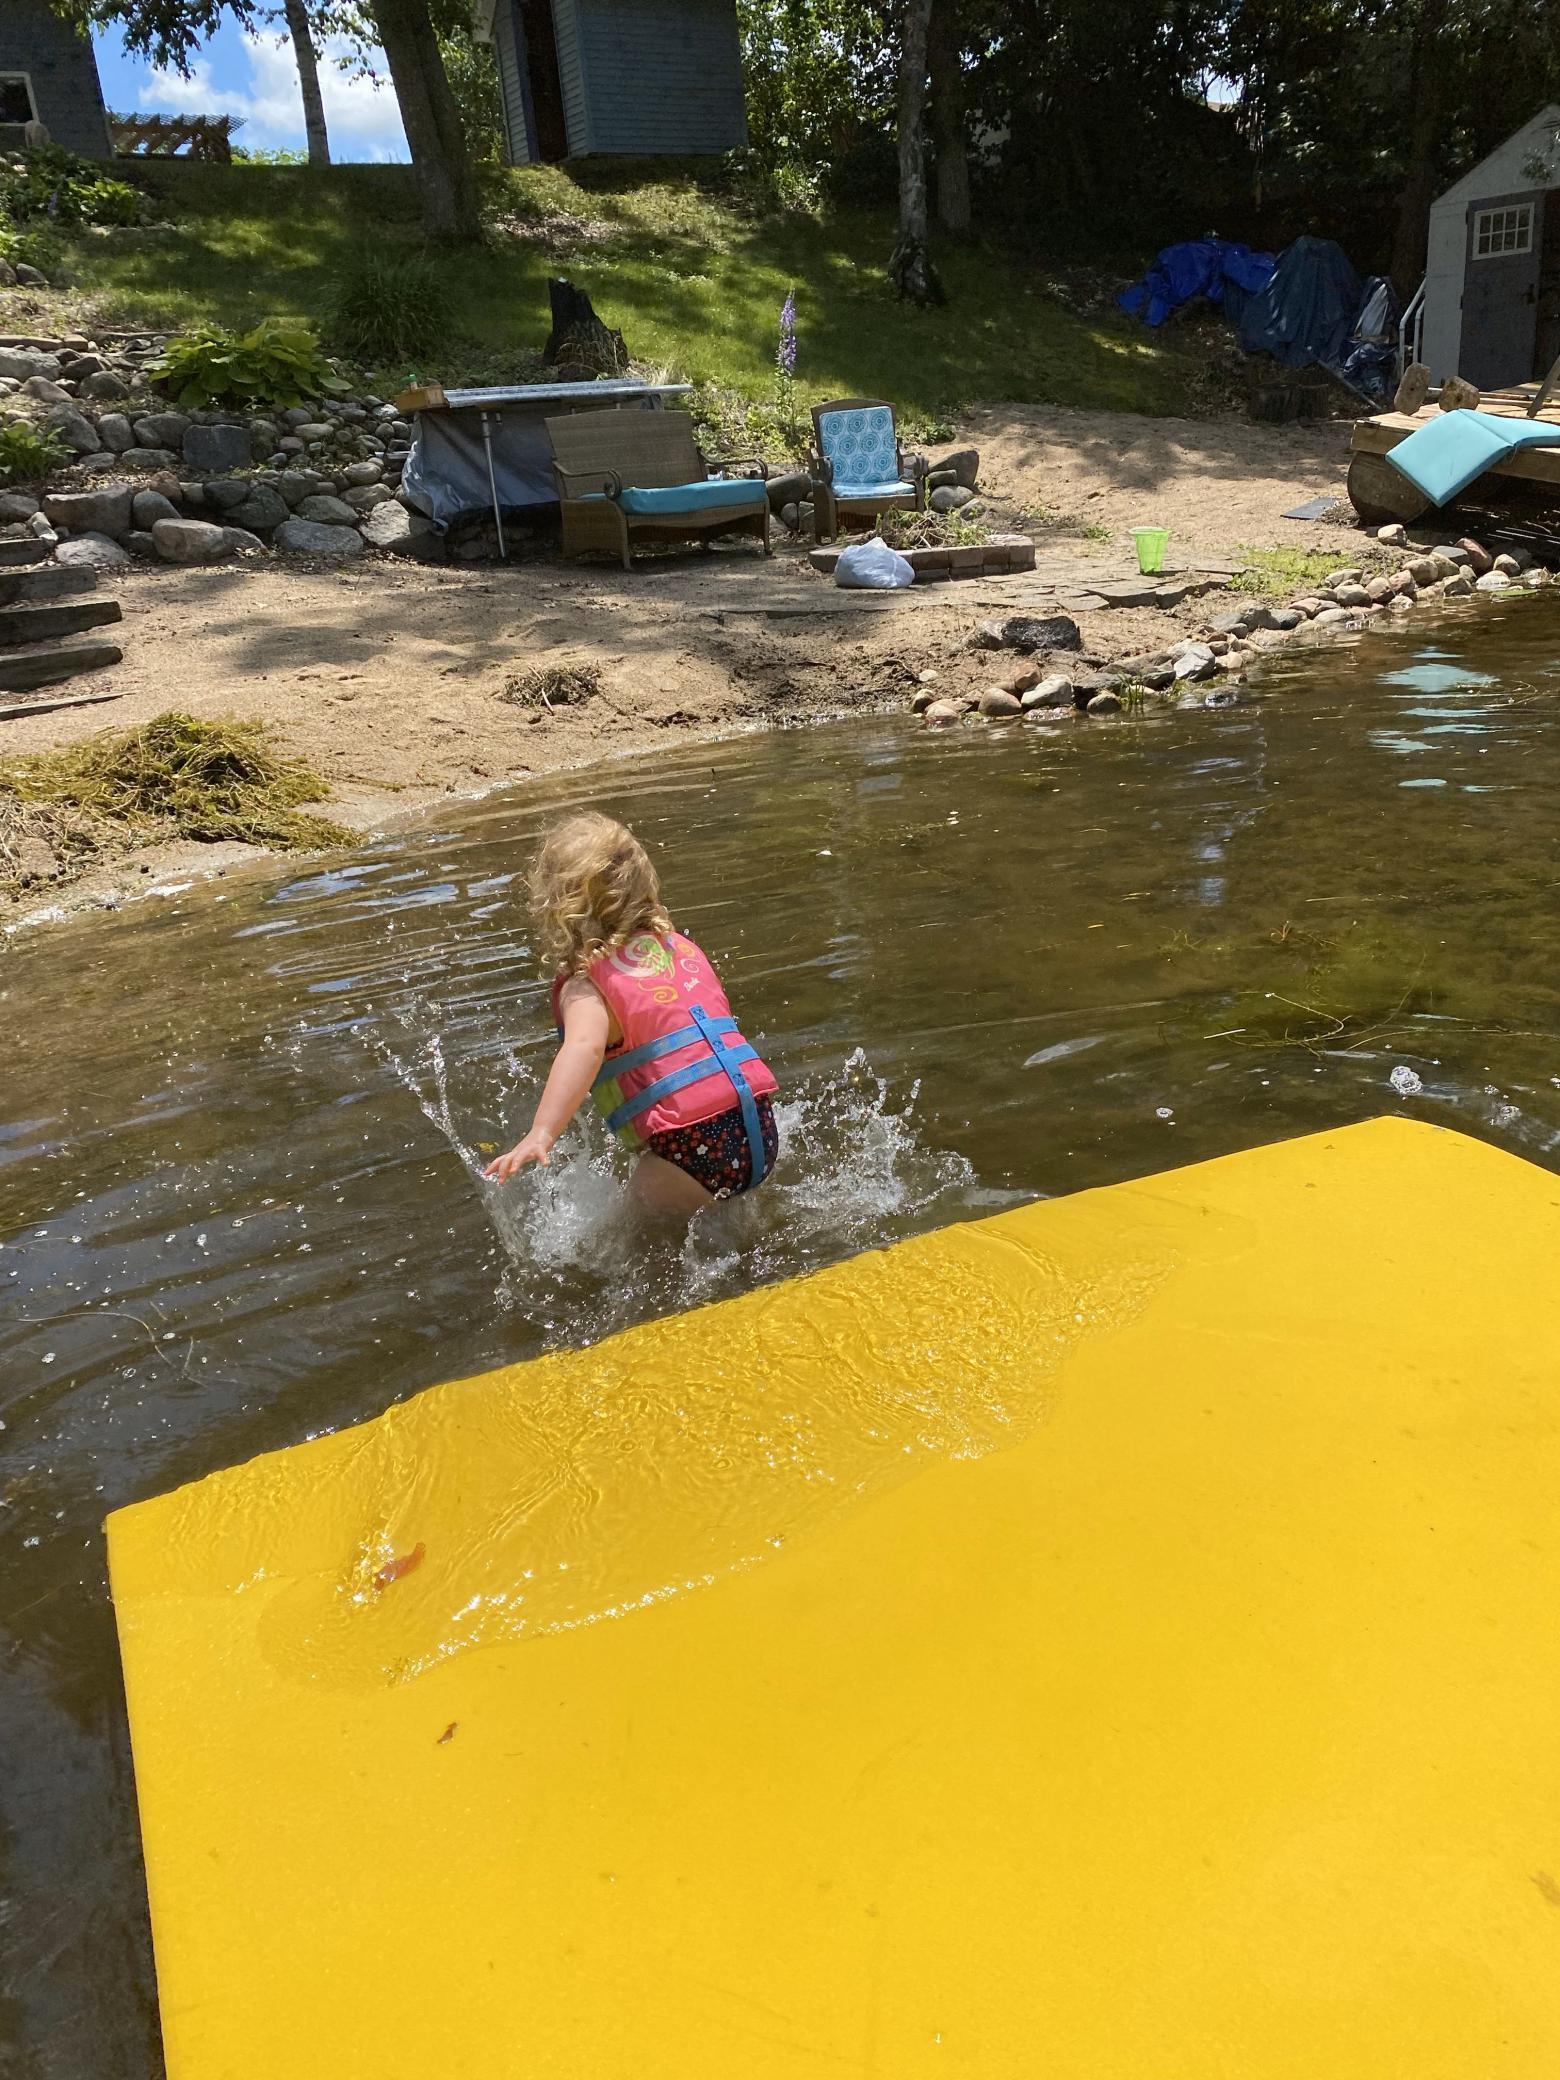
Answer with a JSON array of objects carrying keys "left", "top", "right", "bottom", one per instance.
[
  {"left": 0, "top": 145, "right": 142, "bottom": 228},
  {"left": 0, "top": 416, "right": 67, "bottom": 486},
  {"left": 325, "top": 250, "right": 449, "bottom": 366},
  {"left": 150, "top": 317, "right": 349, "bottom": 410}
]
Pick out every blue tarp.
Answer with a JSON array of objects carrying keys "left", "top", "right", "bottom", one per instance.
[
  {"left": 1236, "top": 236, "right": 1360, "bottom": 369},
  {"left": 1117, "top": 238, "right": 1276, "bottom": 329}
]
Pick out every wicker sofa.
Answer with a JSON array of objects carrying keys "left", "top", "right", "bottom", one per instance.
[{"left": 546, "top": 410, "right": 770, "bottom": 568}]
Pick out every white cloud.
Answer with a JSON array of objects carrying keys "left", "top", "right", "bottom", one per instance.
[{"left": 138, "top": 34, "right": 408, "bottom": 161}]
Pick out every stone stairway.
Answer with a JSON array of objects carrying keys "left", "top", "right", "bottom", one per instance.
[{"left": 0, "top": 541, "right": 124, "bottom": 706}]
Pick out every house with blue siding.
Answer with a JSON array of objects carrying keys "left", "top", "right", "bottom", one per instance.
[
  {"left": 474, "top": 0, "right": 746, "bottom": 164},
  {"left": 0, "top": 0, "right": 112, "bottom": 159}
]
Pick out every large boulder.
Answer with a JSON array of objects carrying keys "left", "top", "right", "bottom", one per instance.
[
  {"left": 202, "top": 478, "right": 252, "bottom": 511},
  {"left": 357, "top": 502, "right": 446, "bottom": 557},
  {"left": 937, "top": 446, "right": 980, "bottom": 488},
  {"left": 183, "top": 423, "right": 253, "bottom": 472},
  {"left": 343, "top": 483, "right": 393, "bottom": 512},
  {"left": 80, "top": 369, "right": 131, "bottom": 402},
  {"left": 97, "top": 412, "right": 135, "bottom": 454},
  {"left": 131, "top": 488, "right": 181, "bottom": 529},
  {"left": 21, "top": 375, "right": 71, "bottom": 404},
  {"left": 55, "top": 531, "right": 132, "bottom": 570},
  {"left": 120, "top": 446, "right": 181, "bottom": 471},
  {"left": 44, "top": 403, "right": 104, "bottom": 455},
  {"left": 296, "top": 493, "right": 357, "bottom": 525},
  {"left": 1000, "top": 612, "right": 1082, "bottom": 653},
  {"left": 0, "top": 348, "right": 60, "bottom": 380},
  {"left": 226, "top": 485, "right": 290, "bottom": 533},
  {"left": 152, "top": 517, "right": 235, "bottom": 565},
  {"left": 0, "top": 490, "right": 40, "bottom": 523},
  {"left": 342, "top": 458, "right": 384, "bottom": 486},
  {"left": 222, "top": 526, "right": 268, "bottom": 556},
  {"left": 274, "top": 516, "right": 365, "bottom": 557},
  {"left": 133, "top": 412, "right": 192, "bottom": 450},
  {"left": 43, "top": 485, "right": 134, "bottom": 537}
]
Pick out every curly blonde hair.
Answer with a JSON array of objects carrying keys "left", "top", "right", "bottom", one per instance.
[{"left": 529, "top": 811, "right": 672, "bottom": 977}]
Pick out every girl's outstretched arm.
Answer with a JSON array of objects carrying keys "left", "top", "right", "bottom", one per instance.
[{"left": 485, "top": 977, "right": 609, "bottom": 1181}]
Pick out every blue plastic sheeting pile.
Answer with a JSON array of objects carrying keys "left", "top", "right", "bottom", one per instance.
[
  {"left": 1237, "top": 236, "right": 1361, "bottom": 369},
  {"left": 1117, "top": 238, "right": 1276, "bottom": 329},
  {"left": 1120, "top": 233, "right": 1402, "bottom": 400}
]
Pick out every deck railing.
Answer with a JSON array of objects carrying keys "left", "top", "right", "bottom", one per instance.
[{"left": 1397, "top": 279, "right": 1426, "bottom": 378}]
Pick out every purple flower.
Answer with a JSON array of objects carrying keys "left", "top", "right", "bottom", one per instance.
[{"left": 777, "top": 289, "right": 797, "bottom": 376}]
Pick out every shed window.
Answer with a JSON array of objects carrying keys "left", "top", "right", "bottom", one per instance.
[
  {"left": 1472, "top": 203, "right": 1534, "bottom": 259},
  {"left": 0, "top": 75, "right": 38, "bottom": 125}
]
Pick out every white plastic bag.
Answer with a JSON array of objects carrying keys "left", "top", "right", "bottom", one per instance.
[{"left": 834, "top": 535, "right": 915, "bottom": 589}]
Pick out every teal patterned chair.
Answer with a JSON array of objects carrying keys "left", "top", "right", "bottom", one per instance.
[{"left": 808, "top": 397, "right": 926, "bottom": 541}]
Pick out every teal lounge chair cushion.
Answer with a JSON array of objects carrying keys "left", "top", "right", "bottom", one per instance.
[
  {"left": 834, "top": 478, "right": 917, "bottom": 501},
  {"left": 818, "top": 406, "right": 898, "bottom": 487},
  {"left": 579, "top": 479, "right": 762, "bottom": 517},
  {"left": 1385, "top": 410, "right": 1560, "bottom": 507}
]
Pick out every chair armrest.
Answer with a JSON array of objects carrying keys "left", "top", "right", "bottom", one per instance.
[
  {"left": 900, "top": 448, "right": 928, "bottom": 482},
  {"left": 705, "top": 453, "right": 769, "bottom": 481},
  {"left": 809, "top": 448, "right": 834, "bottom": 485},
  {"left": 553, "top": 463, "right": 623, "bottom": 500}
]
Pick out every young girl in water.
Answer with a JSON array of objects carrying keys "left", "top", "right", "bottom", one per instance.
[{"left": 484, "top": 812, "right": 779, "bottom": 1215}]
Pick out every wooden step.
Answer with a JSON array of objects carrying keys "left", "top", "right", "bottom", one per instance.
[
  {"left": 0, "top": 564, "right": 99, "bottom": 608},
  {"left": 0, "top": 596, "right": 123, "bottom": 647},
  {"left": 0, "top": 639, "right": 123, "bottom": 694},
  {"left": 0, "top": 540, "right": 51, "bottom": 568}
]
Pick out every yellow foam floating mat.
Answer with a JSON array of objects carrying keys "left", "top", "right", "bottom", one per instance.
[{"left": 109, "top": 1118, "right": 1560, "bottom": 2079}]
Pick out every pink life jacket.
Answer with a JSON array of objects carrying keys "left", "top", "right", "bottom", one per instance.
[{"left": 552, "top": 928, "right": 777, "bottom": 1167}]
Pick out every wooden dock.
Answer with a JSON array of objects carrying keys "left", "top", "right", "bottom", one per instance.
[{"left": 1347, "top": 384, "right": 1560, "bottom": 522}]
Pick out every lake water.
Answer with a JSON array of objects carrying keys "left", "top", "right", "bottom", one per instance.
[{"left": 4, "top": 595, "right": 1560, "bottom": 2077}]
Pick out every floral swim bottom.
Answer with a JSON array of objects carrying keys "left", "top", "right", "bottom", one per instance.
[{"left": 646, "top": 1095, "right": 779, "bottom": 1198}]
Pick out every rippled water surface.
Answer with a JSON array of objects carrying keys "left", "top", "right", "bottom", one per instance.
[{"left": 4, "top": 596, "right": 1560, "bottom": 2076}]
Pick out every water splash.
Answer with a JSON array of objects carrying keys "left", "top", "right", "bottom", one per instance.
[{"left": 363, "top": 1009, "right": 986, "bottom": 1350}]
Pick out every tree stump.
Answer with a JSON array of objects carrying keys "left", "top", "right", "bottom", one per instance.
[{"left": 544, "top": 279, "right": 627, "bottom": 376}]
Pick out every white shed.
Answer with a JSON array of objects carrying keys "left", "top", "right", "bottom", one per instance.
[{"left": 1420, "top": 105, "right": 1560, "bottom": 388}]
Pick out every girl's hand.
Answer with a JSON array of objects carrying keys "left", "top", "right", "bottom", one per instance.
[{"left": 484, "top": 1129, "right": 552, "bottom": 1182}]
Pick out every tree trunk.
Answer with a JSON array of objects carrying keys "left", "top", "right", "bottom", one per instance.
[
  {"left": 889, "top": 0, "right": 944, "bottom": 305},
  {"left": 1389, "top": 0, "right": 1451, "bottom": 299},
  {"left": 282, "top": 0, "right": 330, "bottom": 168},
  {"left": 370, "top": 0, "right": 480, "bottom": 241},
  {"left": 928, "top": 2, "right": 970, "bottom": 239}
]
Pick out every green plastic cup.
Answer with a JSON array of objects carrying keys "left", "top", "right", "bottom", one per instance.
[{"left": 1132, "top": 526, "right": 1170, "bottom": 575}]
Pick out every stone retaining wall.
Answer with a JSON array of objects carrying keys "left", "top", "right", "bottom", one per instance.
[{"left": 0, "top": 326, "right": 436, "bottom": 565}]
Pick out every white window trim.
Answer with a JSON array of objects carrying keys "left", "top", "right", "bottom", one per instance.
[
  {"left": 1472, "top": 202, "right": 1535, "bottom": 261},
  {"left": 0, "top": 72, "right": 39, "bottom": 126}
]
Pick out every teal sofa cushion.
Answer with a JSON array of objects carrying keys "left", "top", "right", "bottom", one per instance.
[
  {"left": 618, "top": 479, "right": 762, "bottom": 517},
  {"left": 1385, "top": 411, "right": 1560, "bottom": 506}
]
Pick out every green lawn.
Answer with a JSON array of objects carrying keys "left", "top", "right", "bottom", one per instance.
[{"left": 50, "top": 160, "right": 1194, "bottom": 422}]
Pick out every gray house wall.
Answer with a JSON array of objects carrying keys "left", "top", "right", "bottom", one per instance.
[
  {"left": 0, "top": 0, "right": 112, "bottom": 159},
  {"left": 551, "top": 0, "right": 591, "bottom": 156},
  {"left": 491, "top": 0, "right": 533, "bottom": 162},
  {"left": 568, "top": 0, "right": 746, "bottom": 155},
  {"left": 484, "top": 0, "right": 746, "bottom": 163}
]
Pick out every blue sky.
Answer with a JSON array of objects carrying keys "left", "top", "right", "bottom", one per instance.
[{"left": 93, "top": 18, "right": 410, "bottom": 160}]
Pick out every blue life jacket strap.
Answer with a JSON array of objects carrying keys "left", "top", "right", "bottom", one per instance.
[
  {"left": 602, "top": 1044, "right": 759, "bottom": 1134},
  {"left": 687, "top": 1001, "right": 768, "bottom": 1180},
  {"left": 600, "top": 1015, "right": 738, "bottom": 1081}
]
